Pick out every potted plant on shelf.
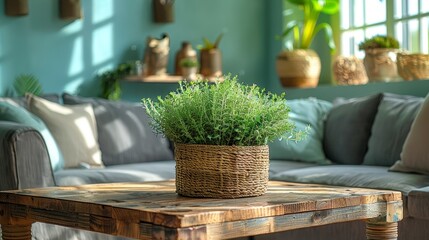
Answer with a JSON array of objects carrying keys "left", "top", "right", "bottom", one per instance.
[
  {"left": 277, "top": 0, "right": 339, "bottom": 88},
  {"left": 358, "top": 35, "right": 401, "bottom": 82},
  {"left": 179, "top": 57, "right": 199, "bottom": 81},
  {"left": 199, "top": 32, "right": 223, "bottom": 78},
  {"left": 142, "top": 75, "right": 304, "bottom": 199}
]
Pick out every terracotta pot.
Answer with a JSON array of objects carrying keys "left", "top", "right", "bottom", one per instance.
[
  {"left": 276, "top": 49, "right": 321, "bottom": 88},
  {"left": 175, "top": 42, "right": 197, "bottom": 76},
  {"left": 363, "top": 48, "right": 401, "bottom": 82},
  {"left": 200, "top": 49, "right": 222, "bottom": 78},
  {"left": 5, "top": 0, "right": 28, "bottom": 16}
]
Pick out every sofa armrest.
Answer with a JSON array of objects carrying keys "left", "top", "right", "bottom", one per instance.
[
  {"left": 408, "top": 186, "right": 429, "bottom": 220},
  {"left": 0, "top": 121, "right": 55, "bottom": 190}
]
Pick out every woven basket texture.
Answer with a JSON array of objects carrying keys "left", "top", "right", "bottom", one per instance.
[
  {"left": 175, "top": 144, "right": 269, "bottom": 198},
  {"left": 397, "top": 53, "right": 429, "bottom": 80}
]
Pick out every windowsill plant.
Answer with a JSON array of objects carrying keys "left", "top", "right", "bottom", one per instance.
[{"left": 276, "top": 0, "right": 339, "bottom": 88}]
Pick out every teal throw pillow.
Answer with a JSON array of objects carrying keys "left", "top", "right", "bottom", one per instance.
[
  {"left": 269, "top": 98, "right": 332, "bottom": 164},
  {"left": 0, "top": 101, "right": 64, "bottom": 171}
]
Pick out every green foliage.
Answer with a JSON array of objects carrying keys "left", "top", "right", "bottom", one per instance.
[
  {"left": 199, "top": 32, "right": 224, "bottom": 50},
  {"left": 142, "top": 75, "right": 304, "bottom": 146},
  {"left": 180, "top": 58, "right": 199, "bottom": 68},
  {"left": 280, "top": 0, "right": 339, "bottom": 53},
  {"left": 14, "top": 74, "right": 43, "bottom": 96},
  {"left": 358, "top": 35, "right": 400, "bottom": 50},
  {"left": 100, "top": 63, "right": 132, "bottom": 100}
]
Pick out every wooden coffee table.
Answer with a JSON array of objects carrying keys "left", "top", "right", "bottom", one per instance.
[{"left": 0, "top": 181, "right": 402, "bottom": 240}]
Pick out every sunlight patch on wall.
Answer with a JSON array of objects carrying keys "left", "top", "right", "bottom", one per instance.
[
  {"left": 61, "top": 21, "right": 83, "bottom": 35},
  {"left": 64, "top": 77, "right": 84, "bottom": 94},
  {"left": 92, "top": 24, "right": 113, "bottom": 66},
  {"left": 68, "top": 37, "right": 83, "bottom": 76},
  {"left": 92, "top": 0, "right": 113, "bottom": 24}
]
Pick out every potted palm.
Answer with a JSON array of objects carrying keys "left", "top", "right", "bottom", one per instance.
[
  {"left": 277, "top": 0, "right": 339, "bottom": 88},
  {"left": 142, "top": 75, "right": 303, "bottom": 198},
  {"left": 358, "top": 35, "right": 401, "bottom": 82}
]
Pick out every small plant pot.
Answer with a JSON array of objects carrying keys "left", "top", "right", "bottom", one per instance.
[
  {"left": 333, "top": 56, "right": 368, "bottom": 85},
  {"left": 5, "top": 0, "right": 28, "bottom": 16},
  {"left": 276, "top": 49, "right": 321, "bottom": 88},
  {"left": 153, "top": 0, "right": 174, "bottom": 23},
  {"left": 175, "top": 144, "right": 269, "bottom": 198},
  {"left": 200, "top": 49, "right": 222, "bottom": 78},
  {"left": 181, "top": 67, "right": 198, "bottom": 81},
  {"left": 363, "top": 48, "right": 401, "bottom": 82},
  {"left": 59, "top": 0, "right": 83, "bottom": 20}
]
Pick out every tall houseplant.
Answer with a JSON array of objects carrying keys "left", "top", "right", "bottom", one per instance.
[
  {"left": 143, "top": 75, "right": 304, "bottom": 198},
  {"left": 277, "top": 0, "right": 339, "bottom": 88}
]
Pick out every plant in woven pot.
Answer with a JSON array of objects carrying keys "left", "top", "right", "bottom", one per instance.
[
  {"left": 142, "top": 75, "right": 303, "bottom": 198},
  {"left": 358, "top": 35, "right": 401, "bottom": 82},
  {"left": 277, "top": 0, "right": 339, "bottom": 88}
]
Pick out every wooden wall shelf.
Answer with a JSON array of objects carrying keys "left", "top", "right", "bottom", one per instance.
[{"left": 123, "top": 75, "right": 223, "bottom": 83}]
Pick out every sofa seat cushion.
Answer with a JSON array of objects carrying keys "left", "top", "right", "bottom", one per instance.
[
  {"left": 271, "top": 165, "right": 429, "bottom": 194},
  {"left": 269, "top": 160, "right": 319, "bottom": 177},
  {"left": 54, "top": 161, "right": 176, "bottom": 186},
  {"left": 408, "top": 187, "right": 429, "bottom": 220}
]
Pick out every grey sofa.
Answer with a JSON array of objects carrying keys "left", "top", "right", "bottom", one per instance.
[{"left": 1, "top": 92, "right": 429, "bottom": 240}]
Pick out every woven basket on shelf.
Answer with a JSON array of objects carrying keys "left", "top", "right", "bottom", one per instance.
[
  {"left": 174, "top": 143, "right": 269, "bottom": 198},
  {"left": 397, "top": 53, "right": 429, "bottom": 80}
]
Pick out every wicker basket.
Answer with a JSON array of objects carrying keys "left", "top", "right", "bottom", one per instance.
[
  {"left": 175, "top": 144, "right": 269, "bottom": 198},
  {"left": 397, "top": 53, "right": 429, "bottom": 80}
]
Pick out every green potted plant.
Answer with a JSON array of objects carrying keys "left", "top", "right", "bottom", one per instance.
[
  {"left": 100, "top": 62, "right": 132, "bottom": 100},
  {"left": 199, "top": 32, "right": 224, "bottom": 78},
  {"left": 142, "top": 75, "right": 304, "bottom": 198},
  {"left": 277, "top": 0, "right": 339, "bottom": 88},
  {"left": 13, "top": 74, "right": 43, "bottom": 96},
  {"left": 358, "top": 35, "right": 401, "bottom": 82},
  {"left": 179, "top": 57, "right": 199, "bottom": 80}
]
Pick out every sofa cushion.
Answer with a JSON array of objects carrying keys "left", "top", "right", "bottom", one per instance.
[
  {"left": 54, "top": 161, "right": 176, "bottom": 186},
  {"left": 390, "top": 93, "right": 429, "bottom": 175},
  {"left": 323, "top": 93, "right": 383, "bottom": 165},
  {"left": 269, "top": 98, "right": 332, "bottom": 164},
  {"left": 269, "top": 160, "right": 320, "bottom": 177},
  {"left": 0, "top": 101, "right": 64, "bottom": 171},
  {"left": 408, "top": 186, "right": 429, "bottom": 220},
  {"left": 27, "top": 94, "right": 103, "bottom": 169},
  {"left": 0, "top": 94, "right": 60, "bottom": 108},
  {"left": 363, "top": 93, "right": 423, "bottom": 166},
  {"left": 271, "top": 165, "right": 429, "bottom": 193},
  {"left": 62, "top": 93, "right": 174, "bottom": 166}
]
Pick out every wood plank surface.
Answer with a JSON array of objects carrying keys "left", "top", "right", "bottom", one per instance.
[{"left": 0, "top": 181, "right": 402, "bottom": 230}]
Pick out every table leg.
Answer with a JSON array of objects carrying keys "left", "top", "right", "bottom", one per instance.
[
  {"left": 366, "top": 222, "right": 398, "bottom": 240},
  {"left": 1, "top": 224, "right": 32, "bottom": 240}
]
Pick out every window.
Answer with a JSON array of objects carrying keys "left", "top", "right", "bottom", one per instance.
[{"left": 340, "top": 0, "right": 429, "bottom": 58}]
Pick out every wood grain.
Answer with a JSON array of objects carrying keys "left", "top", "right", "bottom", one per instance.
[{"left": 0, "top": 181, "right": 403, "bottom": 240}]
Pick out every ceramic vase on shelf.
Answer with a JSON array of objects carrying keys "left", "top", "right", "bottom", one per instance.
[
  {"left": 143, "top": 33, "right": 170, "bottom": 76},
  {"left": 363, "top": 48, "right": 401, "bottom": 82},
  {"left": 333, "top": 56, "right": 368, "bottom": 85},
  {"left": 175, "top": 42, "right": 197, "bottom": 76},
  {"left": 276, "top": 49, "right": 321, "bottom": 88}
]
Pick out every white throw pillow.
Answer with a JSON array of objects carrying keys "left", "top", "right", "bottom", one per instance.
[{"left": 27, "top": 94, "right": 103, "bottom": 169}]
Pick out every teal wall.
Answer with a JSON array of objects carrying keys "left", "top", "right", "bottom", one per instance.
[{"left": 0, "top": 0, "right": 271, "bottom": 101}]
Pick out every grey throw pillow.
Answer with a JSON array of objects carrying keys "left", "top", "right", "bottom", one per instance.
[
  {"left": 363, "top": 93, "right": 423, "bottom": 166},
  {"left": 62, "top": 93, "right": 174, "bottom": 166},
  {"left": 323, "top": 93, "right": 383, "bottom": 164}
]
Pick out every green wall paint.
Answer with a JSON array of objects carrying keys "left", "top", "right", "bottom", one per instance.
[{"left": 0, "top": 0, "right": 269, "bottom": 100}]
